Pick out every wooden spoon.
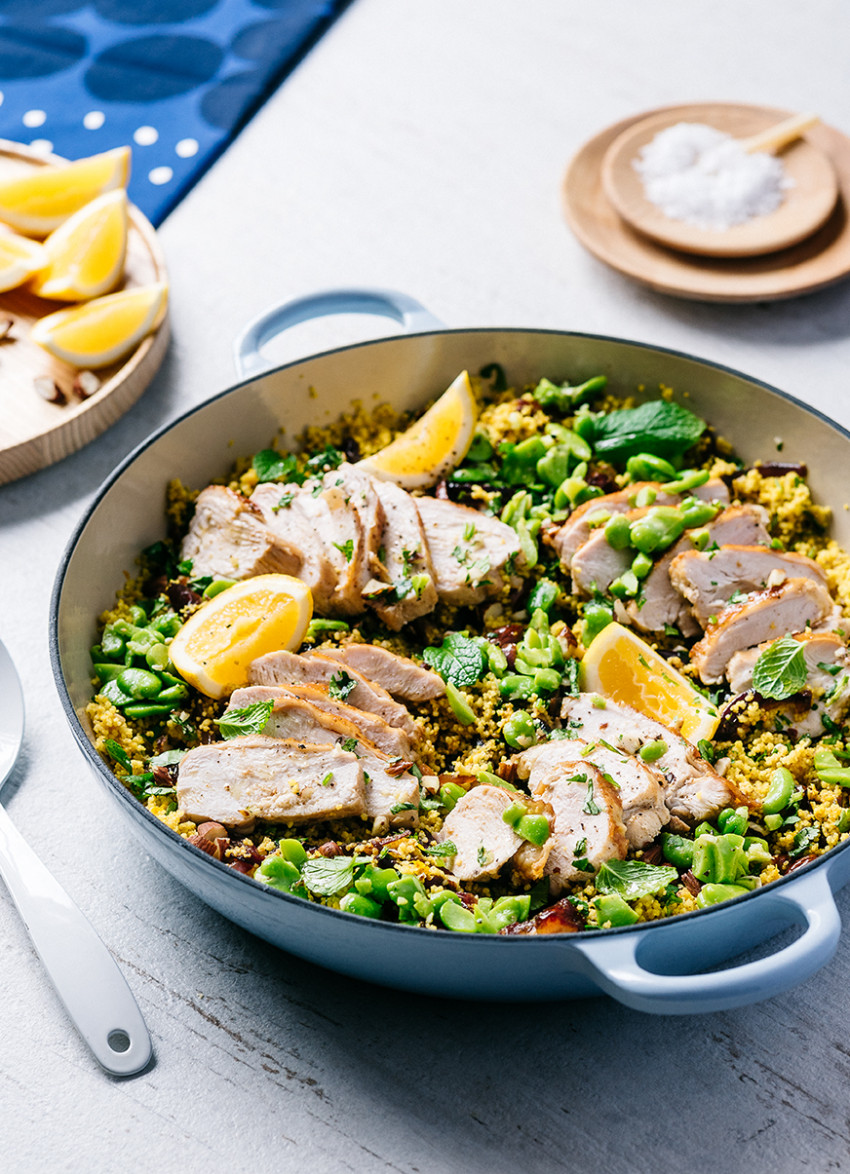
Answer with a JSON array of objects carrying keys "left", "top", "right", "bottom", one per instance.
[{"left": 601, "top": 104, "right": 839, "bottom": 258}]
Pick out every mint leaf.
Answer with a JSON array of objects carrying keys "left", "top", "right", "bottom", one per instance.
[
  {"left": 422, "top": 632, "right": 486, "bottom": 687},
  {"left": 301, "top": 856, "right": 355, "bottom": 896},
  {"left": 591, "top": 401, "right": 706, "bottom": 462},
  {"left": 329, "top": 671, "right": 356, "bottom": 701},
  {"left": 252, "top": 449, "right": 301, "bottom": 484},
  {"left": 215, "top": 700, "right": 273, "bottom": 739},
  {"left": 104, "top": 738, "right": 131, "bottom": 772},
  {"left": 424, "top": 841, "right": 457, "bottom": 857},
  {"left": 595, "top": 859, "right": 677, "bottom": 900},
  {"left": 752, "top": 636, "right": 807, "bottom": 700}
]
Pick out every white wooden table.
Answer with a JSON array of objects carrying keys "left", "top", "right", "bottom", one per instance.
[{"left": 4, "top": 2, "right": 850, "bottom": 1169}]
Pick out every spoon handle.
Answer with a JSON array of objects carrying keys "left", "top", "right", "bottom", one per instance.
[
  {"left": 741, "top": 111, "right": 820, "bottom": 155},
  {"left": 0, "top": 804, "right": 152, "bottom": 1076}
]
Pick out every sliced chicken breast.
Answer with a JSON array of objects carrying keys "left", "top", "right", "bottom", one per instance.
[
  {"left": 318, "top": 643, "right": 445, "bottom": 701},
  {"left": 180, "top": 485, "right": 300, "bottom": 581},
  {"left": 223, "top": 691, "right": 419, "bottom": 827},
  {"left": 560, "top": 694, "right": 741, "bottom": 824},
  {"left": 523, "top": 760, "right": 628, "bottom": 896},
  {"left": 229, "top": 683, "right": 413, "bottom": 759},
  {"left": 570, "top": 517, "right": 638, "bottom": 596},
  {"left": 670, "top": 545, "right": 828, "bottom": 626},
  {"left": 439, "top": 784, "right": 531, "bottom": 882},
  {"left": 176, "top": 736, "right": 365, "bottom": 830},
  {"left": 249, "top": 648, "right": 418, "bottom": 737},
  {"left": 364, "top": 478, "right": 438, "bottom": 629},
  {"left": 690, "top": 578, "right": 838, "bottom": 685},
  {"left": 727, "top": 630, "right": 850, "bottom": 738},
  {"left": 416, "top": 497, "right": 523, "bottom": 605},
  {"left": 627, "top": 504, "right": 771, "bottom": 635},
  {"left": 550, "top": 479, "right": 730, "bottom": 571},
  {"left": 251, "top": 482, "right": 339, "bottom": 612},
  {"left": 515, "top": 737, "right": 669, "bottom": 849}
]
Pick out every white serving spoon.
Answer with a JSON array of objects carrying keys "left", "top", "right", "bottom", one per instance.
[{"left": 0, "top": 639, "right": 152, "bottom": 1076}]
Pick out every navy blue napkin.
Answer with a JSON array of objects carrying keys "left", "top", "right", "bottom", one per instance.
[{"left": 0, "top": 0, "right": 350, "bottom": 225}]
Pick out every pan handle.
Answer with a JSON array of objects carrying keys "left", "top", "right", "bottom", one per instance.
[
  {"left": 233, "top": 288, "right": 444, "bottom": 378},
  {"left": 570, "top": 866, "right": 841, "bottom": 1014}
]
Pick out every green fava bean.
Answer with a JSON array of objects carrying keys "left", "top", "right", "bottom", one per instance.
[
  {"left": 604, "top": 514, "right": 632, "bottom": 551},
  {"left": 466, "top": 431, "right": 494, "bottom": 462},
  {"left": 527, "top": 578, "right": 559, "bottom": 614},
  {"left": 680, "top": 499, "right": 720, "bottom": 529},
  {"left": 354, "top": 864, "right": 399, "bottom": 902},
  {"left": 517, "top": 813, "right": 551, "bottom": 845},
  {"left": 717, "top": 806, "right": 749, "bottom": 836},
  {"left": 625, "top": 452, "right": 677, "bottom": 482},
  {"left": 145, "top": 642, "right": 171, "bottom": 671},
  {"left": 696, "top": 883, "right": 751, "bottom": 908},
  {"left": 631, "top": 551, "right": 653, "bottom": 580},
  {"left": 503, "top": 710, "right": 537, "bottom": 750},
  {"left": 339, "top": 892, "right": 383, "bottom": 919},
  {"left": 203, "top": 579, "right": 237, "bottom": 599},
  {"left": 536, "top": 446, "right": 571, "bottom": 488},
  {"left": 101, "top": 627, "right": 125, "bottom": 658},
  {"left": 594, "top": 894, "right": 639, "bottom": 927},
  {"left": 662, "top": 469, "right": 710, "bottom": 494},
  {"left": 257, "top": 856, "right": 302, "bottom": 893},
  {"left": 486, "top": 643, "right": 508, "bottom": 677},
  {"left": 117, "top": 667, "right": 162, "bottom": 699},
  {"left": 123, "top": 702, "right": 174, "bottom": 719},
  {"left": 582, "top": 600, "right": 614, "bottom": 645},
  {"left": 94, "top": 662, "right": 124, "bottom": 684},
  {"left": 490, "top": 894, "right": 531, "bottom": 927},
  {"left": 386, "top": 875, "right": 428, "bottom": 922},
  {"left": 639, "top": 739, "right": 668, "bottom": 763},
  {"left": 446, "top": 681, "right": 476, "bottom": 726},
  {"left": 499, "top": 674, "right": 535, "bottom": 701},
  {"left": 629, "top": 507, "right": 685, "bottom": 555},
  {"left": 661, "top": 832, "right": 694, "bottom": 870},
  {"left": 278, "top": 838, "right": 308, "bottom": 867},
  {"left": 533, "top": 667, "right": 562, "bottom": 693},
  {"left": 439, "top": 781, "right": 467, "bottom": 811},
  {"left": 762, "top": 766, "right": 795, "bottom": 814},
  {"left": 439, "top": 900, "right": 478, "bottom": 932}
]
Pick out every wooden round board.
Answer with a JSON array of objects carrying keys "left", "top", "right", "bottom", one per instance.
[
  {"left": 600, "top": 105, "right": 839, "bottom": 258},
  {"left": 0, "top": 139, "right": 169, "bottom": 486},
  {"left": 562, "top": 102, "right": 850, "bottom": 303}
]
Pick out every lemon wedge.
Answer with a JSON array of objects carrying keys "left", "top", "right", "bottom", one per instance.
[
  {"left": 357, "top": 369, "right": 477, "bottom": 488},
  {"left": 30, "top": 281, "right": 168, "bottom": 368},
  {"left": 0, "top": 231, "right": 48, "bottom": 292},
  {"left": 580, "top": 622, "right": 719, "bottom": 744},
  {"left": 0, "top": 146, "right": 130, "bottom": 237},
  {"left": 169, "top": 574, "right": 313, "bottom": 699},
  {"left": 30, "top": 189, "right": 128, "bottom": 301}
]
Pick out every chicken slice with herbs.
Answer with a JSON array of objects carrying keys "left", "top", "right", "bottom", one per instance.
[
  {"left": 522, "top": 760, "right": 628, "bottom": 896},
  {"left": 439, "top": 784, "right": 550, "bottom": 883},
  {"left": 689, "top": 577, "right": 839, "bottom": 685},
  {"left": 248, "top": 648, "right": 418, "bottom": 737},
  {"left": 318, "top": 643, "right": 445, "bottom": 701},
  {"left": 180, "top": 485, "right": 300, "bottom": 581},
  {"left": 251, "top": 482, "right": 340, "bottom": 612},
  {"left": 727, "top": 631, "right": 850, "bottom": 738},
  {"left": 416, "top": 497, "right": 523, "bottom": 605},
  {"left": 515, "top": 737, "right": 670, "bottom": 849},
  {"left": 362, "top": 478, "right": 438, "bottom": 629},
  {"left": 560, "top": 694, "right": 742, "bottom": 824},
  {"left": 229, "top": 683, "right": 414, "bottom": 759},
  {"left": 222, "top": 691, "right": 419, "bottom": 827},
  {"left": 670, "top": 545, "right": 828, "bottom": 627},
  {"left": 176, "top": 736, "right": 365, "bottom": 830}
]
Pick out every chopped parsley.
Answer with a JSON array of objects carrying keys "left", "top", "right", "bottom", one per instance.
[
  {"left": 328, "top": 671, "right": 356, "bottom": 701},
  {"left": 333, "top": 538, "right": 355, "bottom": 562},
  {"left": 582, "top": 781, "right": 600, "bottom": 816}
]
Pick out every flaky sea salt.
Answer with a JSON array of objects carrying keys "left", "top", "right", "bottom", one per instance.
[{"left": 633, "top": 122, "right": 792, "bottom": 231}]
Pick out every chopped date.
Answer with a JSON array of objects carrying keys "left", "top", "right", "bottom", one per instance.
[
  {"left": 641, "top": 842, "right": 664, "bottom": 866},
  {"left": 318, "top": 841, "right": 341, "bottom": 857},
  {"left": 681, "top": 869, "right": 701, "bottom": 896},
  {"left": 167, "top": 577, "right": 202, "bottom": 612},
  {"left": 229, "top": 861, "right": 254, "bottom": 875},
  {"left": 340, "top": 435, "right": 361, "bottom": 463},
  {"left": 787, "top": 854, "right": 819, "bottom": 873}
]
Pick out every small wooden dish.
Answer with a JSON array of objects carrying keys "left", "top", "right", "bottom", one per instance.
[
  {"left": 0, "top": 139, "right": 169, "bottom": 486},
  {"left": 601, "top": 105, "right": 839, "bottom": 258},
  {"left": 562, "top": 103, "right": 850, "bottom": 303}
]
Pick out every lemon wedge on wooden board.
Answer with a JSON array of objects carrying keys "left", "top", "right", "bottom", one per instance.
[
  {"left": 30, "top": 189, "right": 128, "bottom": 301},
  {"left": 169, "top": 575, "right": 313, "bottom": 699},
  {"left": 30, "top": 281, "right": 168, "bottom": 368},
  {"left": 0, "top": 231, "right": 47, "bottom": 292},
  {"left": 0, "top": 146, "right": 130, "bottom": 237},
  {"left": 357, "top": 369, "right": 477, "bottom": 488},
  {"left": 580, "top": 621, "right": 719, "bottom": 744}
]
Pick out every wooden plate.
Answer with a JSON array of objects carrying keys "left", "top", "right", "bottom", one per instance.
[
  {"left": 562, "top": 102, "right": 850, "bottom": 303},
  {"left": 0, "top": 139, "right": 169, "bottom": 486},
  {"left": 600, "top": 105, "right": 839, "bottom": 257}
]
